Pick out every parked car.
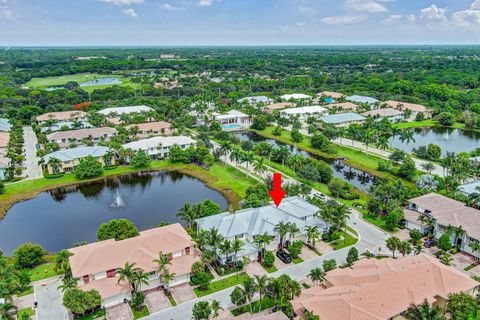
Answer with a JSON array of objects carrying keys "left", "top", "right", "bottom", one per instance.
[
  {"left": 424, "top": 239, "right": 437, "bottom": 248},
  {"left": 276, "top": 250, "right": 292, "bottom": 264},
  {"left": 314, "top": 192, "right": 325, "bottom": 199}
]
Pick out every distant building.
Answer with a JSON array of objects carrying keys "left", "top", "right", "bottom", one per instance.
[
  {"left": 384, "top": 100, "right": 433, "bottom": 118},
  {"left": 317, "top": 91, "right": 345, "bottom": 100},
  {"left": 40, "top": 121, "right": 93, "bottom": 133},
  {"left": 0, "top": 118, "right": 11, "bottom": 132},
  {"left": 280, "top": 93, "right": 312, "bottom": 101},
  {"left": 362, "top": 107, "right": 405, "bottom": 123},
  {"left": 324, "top": 102, "right": 358, "bottom": 113},
  {"left": 320, "top": 112, "right": 366, "bottom": 127},
  {"left": 263, "top": 102, "right": 295, "bottom": 114},
  {"left": 68, "top": 224, "right": 199, "bottom": 308},
  {"left": 458, "top": 181, "right": 480, "bottom": 197},
  {"left": 280, "top": 106, "right": 328, "bottom": 121},
  {"left": 46, "top": 127, "right": 117, "bottom": 148},
  {"left": 43, "top": 146, "right": 113, "bottom": 174},
  {"left": 237, "top": 96, "right": 274, "bottom": 105},
  {"left": 36, "top": 111, "right": 88, "bottom": 125},
  {"left": 97, "top": 105, "right": 153, "bottom": 116},
  {"left": 346, "top": 95, "right": 379, "bottom": 105},
  {"left": 125, "top": 121, "right": 174, "bottom": 138},
  {"left": 214, "top": 110, "right": 251, "bottom": 130},
  {"left": 291, "top": 254, "right": 478, "bottom": 320},
  {"left": 123, "top": 135, "right": 196, "bottom": 161},
  {"left": 195, "top": 197, "right": 326, "bottom": 264}
]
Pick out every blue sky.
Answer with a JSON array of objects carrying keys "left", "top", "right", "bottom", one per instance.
[{"left": 1, "top": 0, "right": 480, "bottom": 45}]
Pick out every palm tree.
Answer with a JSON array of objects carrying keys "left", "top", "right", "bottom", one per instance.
[
  {"left": 400, "top": 130, "right": 416, "bottom": 150},
  {"left": 253, "top": 232, "right": 273, "bottom": 260},
  {"left": 286, "top": 222, "right": 300, "bottom": 245},
  {"left": 253, "top": 275, "right": 269, "bottom": 310},
  {"left": 0, "top": 301, "right": 17, "bottom": 320},
  {"left": 159, "top": 269, "right": 176, "bottom": 294},
  {"left": 276, "top": 146, "right": 290, "bottom": 167},
  {"left": 229, "top": 148, "right": 243, "bottom": 165},
  {"left": 386, "top": 236, "right": 401, "bottom": 258},
  {"left": 308, "top": 267, "right": 325, "bottom": 286},
  {"left": 207, "top": 227, "right": 224, "bottom": 256},
  {"left": 274, "top": 221, "right": 290, "bottom": 249},
  {"left": 469, "top": 241, "right": 480, "bottom": 261},
  {"left": 103, "top": 149, "right": 116, "bottom": 166},
  {"left": 176, "top": 202, "right": 196, "bottom": 229},
  {"left": 210, "top": 300, "right": 223, "bottom": 319},
  {"left": 286, "top": 154, "right": 304, "bottom": 173},
  {"left": 57, "top": 276, "right": 78, "bottom": 292},
  {"left": 243, "top": 151, "right": 255, "bottom": 170},
  {"left": 47, "top": 156, "right": 62, "bottom": 173},
  {"left": 132, "top": 270, "right": 149, "bottom": 293},
  {"left": 363, "top": 129, "right": 376, "bottom": 151},
  {"left": 453, "top": 226, "right": 466, "bottom": 247},
  {"left": 154, "top": 251, "right": 172, "bottom": 276},
  {"left": 230, "top": 238, "right": 244, "bottom": 265},
  {"left": 219, "top": 141, "right": 232, "bottom": 155},
  {"left": 440, "top": 252, "right": 455, "bottom": 266},
  {"left": 305, "top": 225, "right": 320, "bottom": 247},
  {"left": 421, "top": 162, "right": 435, "bottom": 174},
  {"left": 241, "top": 276, "right": 257, "bottom": 315},
  {"left": 253, "top": 158, "right": 266, "bottom": 175},
  {"left": 338, "top": 127, "right": 347, "bottom": 145},
  {"left": 54, "top": 249, "right": 71, "bottom": 275},
  {"left": 404, "top": 300, "right": 446, "bottom": 320},
  {"left": 218, "top": 239, "right": 232, "bottom": 265},
  {"left": 117, "top": 261, "right": 141, "bottom": 292},
  {"left": 375, "top": 136, "right": 389, "bottom": 151}
]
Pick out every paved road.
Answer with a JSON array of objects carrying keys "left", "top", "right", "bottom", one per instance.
[
  {"left": 22, "top": 126, "right": 43, "bottom": 179},
  {"left": 143, "top": 139, "right": 389, "bottom": 320},
  {"left": 34, "top": 280, "right": 69, "bottom": 320}
]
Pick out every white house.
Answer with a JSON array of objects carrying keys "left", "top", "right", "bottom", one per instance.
[
  {"left": 280, "top": 93, "right": 312, "bottom": 101},
  {"left": 123, "top": 135, "right": 196, "bottom": 161},
  {"left": 97, "top": 105, "right": 153, "bottom": 116},
  {"left": 237, "top": 96, "right": 274, "bottom": 105},
  {"left": 320, "top": 113, "right": 366, "bottom": 127},
  {"left": 213, "top": 110, "right": 251, "bottom": 129},
  {"left": 362, "top": 108, "right": 405, "bottom": 123},
  {"left": 346, "top": 95, "right": 379, "bottom": 105},
  {"left": 280, "top": 106, "right": 328, "bottom": 121},
  {"left": 195, "top": 197, "right": 326, "bottom": 264}
]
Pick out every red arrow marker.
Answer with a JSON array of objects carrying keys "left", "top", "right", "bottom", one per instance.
[{"left": 269, "top": 173, "right": 286, "bottom": 207}]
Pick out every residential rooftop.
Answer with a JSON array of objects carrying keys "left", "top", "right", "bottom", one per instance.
[
  {"left": 0, "top": 118, "right": 11, "bottom": 132},
  {"left": 316, "top": 91, "right": 345, "bottom": 99},
  {"left": 46, "top": 127, "right": 117, "bottom": 141},
  {"left": 43, "top": 146, "right": 110, "bottom": 162},
  {"left": 384, "top": 100, "right": 429, "bottom": 113},
  {"left": 97, "top": 105, "right": 153, "bottom": 115},
  {"left": 125, "top": 121, "right": 172, "bottom": 132},
  {"left": 346, "top": 95, "right": 379, "bottom": 104},
  {"left": 291, "top": 254, "right": 478, "bottom": 320},
  {"left": 320, "top": 112, "right": 366, "bottom": 124},
  {"left": 237, "top": 96, "right": 274, "bottom": 104},
  {"left": 263, "top": 102, "right": 295, "bottom": 111},
  {"left": 280, "top": 105, "right": 327, "bottom": 116},
  {"left": 324, "top": 102, "right": 358, "bottom": 111},
  {"left": 123, "top": 135, "right": 196, "bottom": 151},
  {"left": 36, "top": 111, "right": 88, "bottom": 122},
  {"left": 362, "top": 107, "right": 404, "bottom": 117},
  {"left": 280, "top": 93, "right": 312, "bottom": 100},
  {"left": 40, "top": 121, "right": 93, "bottom": 133},
  {"left": 214, "top": 110, "right": 249, "bottom": 120}
]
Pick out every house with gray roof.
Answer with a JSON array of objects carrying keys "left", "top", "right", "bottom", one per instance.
[
  {"left": 195, "top": 196, "right": 326, "bottom": 264},
  {"left": 347, "top": 95, "right": 379, "bottom": 105},
  {"left": 320, "top": 113, "right": 366, "bottom": 127},
  {"left": 43, "top": 146, "right": 113, "bottom": 174},
  {"left": 123, "top": 135, "right": 196, "bottom": 162},
  {"left": 237, "top": 96, "right": 274, "bottom": 105},
  {"left": 0, "top": 118, "right": 11, "bottom": 132}
]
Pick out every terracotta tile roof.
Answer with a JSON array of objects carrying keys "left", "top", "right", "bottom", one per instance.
[
  {"left": 325, "top": 102, "right": 359, "bottom": 111},
  {"left": 362, "top": 108, "right": 404, "bottom": 117},
  {"left": 68, "top": 224, "right": 197, "bottom": 278},
  {"left": 409, "top": 193, "right": 465, "bottom": 213},
  {"left": 36, "top": 111, "right": 88, "bottom": 122},
  {"left": 317, "top": 91, "right": 345, "bottom": 99},
  {"left": 46, "top": 127, "right": 117, "bottom": 141},
  {"left": 126, "top": 121, "right": 172, "bottom": 132},
  {"left": 79, "top": 276, "right": 130, "bottom": 298},
  {"left": 384, "top": 100, "right": 429, "bottom": 113},
  {"left": 0, "top": 132, "right": 9, "bottom": 148},
  {"left": 291, "top": 254, "right": 478, "bottom": 320},
  {"left": 263, "top": 102, "right": 295, "bottom": 111}
]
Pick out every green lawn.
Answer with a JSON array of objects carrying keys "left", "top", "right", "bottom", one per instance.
[
  {"left": 167, "top": 292, "right": 177, "bottom": 306},
  {"left": 261, "top": 263, "right": 278, "bottom": 273},
  {"left": 131, "top": 305, "right": 150, "bottom": 319},
  {"left": 17, "top": 307, "right": 35, "bottom": 319},
  {"left": 74, "top": 308, "right": 105, "bottom": 320},
  {"left": 29, "top": 263, "right": 61, "bottom": 282},
  {"left": 230, "top": 297, "right": 276, "bottom": 316},
  {"left": 292, "top": 257, "right": 304, "bottom": 264},
  {"left": 1, "top": 160, "right": 257, "bottom": 220},
  {"left": 17, "top": 286, "right": 33, "bottom": 297},
  {"left": 194, "top": 273, "right": 249, "bottom": 297},
  {"left": 330, "top": 231, "right": 358, "bottom": 250},
  {"left": 392, "top": 119, "right": 437, "bottom": 129}
]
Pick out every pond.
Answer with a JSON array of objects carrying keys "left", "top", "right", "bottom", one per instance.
[
  {"left": 389, "top": 127, "right": 480, "bottom": 155},
  {"left": 0, "top": 171, "right": 228, "bottom": 254},
  {"left": 234, "top": 132, "right": 376, "bottom": 193},
  {"left": 45, "top": 77, "right": 122, "bottom": 91}
]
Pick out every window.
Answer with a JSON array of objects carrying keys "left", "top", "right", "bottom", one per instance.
[
  {"left": 83, "top": 275, "right": 90, "bottom": 284},
  {"left": 185, "top": 246, "right": 190, "bottom": 255},
  {"left": 106, "top": 269, "right": 116, "bottom": 278},
  {"left": 167, "top": 253, "right": 173, "bottom": 261}
]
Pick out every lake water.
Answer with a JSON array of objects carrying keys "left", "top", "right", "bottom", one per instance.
[
  {"left": 0, "top": 171, "right": 227, "bottom": 254},
  {"left": 45, "top": 77, "right": 122, "bottom": 91},
  {"left": 389, "top": 127, "right": 480, "bottom": 154},
  {"left": 234, "top": 132, "right": 376, "bottom": 193}
]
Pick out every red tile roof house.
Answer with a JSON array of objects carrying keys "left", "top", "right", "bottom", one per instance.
[
  {"left": 125, "top": 121, "right": 174, "bottom": 138},
  {"left": 36, "top": 111, "right": 88, "bottom": 125},
  {"left": 403, "top": 193, "right": 480, "bottom": 259},
  {"left": 384, "top": 100, "right": 433, "bottom": 119},
  {"left": 291, "top": 254, "right": 478, "bottom": 320},
  {"left": 68, "top": 224, "right": 200, "bottom": 308},
  {"left": 46, "top": 127, "right": 117, "bottom": 148}
]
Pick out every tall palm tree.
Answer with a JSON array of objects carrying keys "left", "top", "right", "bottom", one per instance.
[
  {"left": 286, "top": 154, "right": 304, "bottom": 173},
  {"left": 117, "top": 261, "right": 141, "bottom": 292},
  {"left": 305, "top": 226, "right": 320, "bottom": 247},
  {"left": 308, "top": 267, "right": 325, "bottom": 286},
  {"left": 210, "top": 299, "right": 223, "bottom": 319},
  {"left": 47, "top": 157, "right": 62, "bottom": 173},
  {"left": 469, "top": 241, "right": 480, "bottom": 261},
  {"left": 57, "top": 276, "right": 78, "bottom": 292},
  {"left": 276, "top": 146, "right": 290, "bottom": 167},
  {"left": 338, "top": 127, "right": 347, "bottom": 145},
  {"left": 404, "top": 300, "right": 446, "bottom": 320},
  {"left": 274, "top": 221, "right": 290, "bottom": 249},
  {"left": 132, "top": 270, "right": 149, "bottom": 293},
  {"left": 154, "top": 251, "right": 172, "bottom": 276},
  {"left": 176, "top": 202, "right": 196, "bottom": 229},
  {"left": 0, "top": 301, "right": 17, "bottom": 320},
  {"left": 253, "top": 158, "right": 266, "bottom": 175},
  {"left": 229, "top": 148, "right": 243, "bottom": 165},
  {"left": 230, "top": 238, "right": 244, "bottom": 265},
  {"left": 243, "top": 151, "right": 255, "bottom": 170},
  {"left": 363, "top": 129, "right": 376, "bottom": 151},
  {"left": 159, "top": 269, "right": 176, "bottom": 294},
  {"left": 375, "top": 136, "right": 389, "bottom": 151},
  {"left": 253, "top": 232, "right": 273, "bottom": 260},
  {"left": 207, "top": 227, "right": 224, "bottom": 255},
  {"left": 399, "top": 130, "right": 415, "bottom": 151},
  {"left": 286, "top": 222, "right": 300, "bottom": 245},
  {"left": 54, "top": 249, "right": 71, "bottom": 275},
  {"left": 253, "top": 275, "right": 269, "bottom": 310},
  {"left": 241, "top": 276, "right": 257, "bottom": 315},
  {"left": 218, "top": 239, "right": 232, "bottom": 265}
]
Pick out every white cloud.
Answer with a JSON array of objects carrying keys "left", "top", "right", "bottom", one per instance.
[
  {"left": 381, "top": 14, "right": 401, "bottom": 25},
  {"left": 159, "top": 3, "right": 184, "bottom": 11},
  {"left": 298, "top": 6, "right": 315, "bottom": 15},
  {"left": 197, "top": 0, "right": 214, "bottom": 7},
  {"left": 321, "top": 15, "right": 368, "bottom": 25},
  {"left": 98, "top": 0, "right": 144, "bottom": 5},
  {"left": 122, "top": 8, "right": 138, "bottom": 17},
  {"left": 472, "top": 0, "right": 480, "bottom": 10},
  {"left": 452, "top": 0, "right": 480, "bottom": 28},
  {"left": 420, "top": 5, "right": 448, "bottom": 22},
  {"left": 406, "top": 14, "right": 416, "bottom": 23},
  {"left": 345, "top": 0, "right": 388, "bottom": 13},
  {"left": 0, "top": 0, "right": 13, "bottom": 19}
]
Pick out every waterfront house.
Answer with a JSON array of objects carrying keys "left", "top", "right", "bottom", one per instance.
[
  {"left": 384, "top": 100, "right": 433, "bottom": 119},
  {"left": 0, "top": 118, "right": 11, "bottom": 132},
  {"left": 36, "top": 111, "right": 88, "bottom": 125},
  {"left": 195, "top": 196, "right": 326, "bottom": 264},
  {"left": 43, "top": 146, "right": 113, "bottom": 174},
  {"left": 237, "top": 96, "right": 274, "bottom": 106},
  {"left": 97, "top": 105, "right": 153, "bottom": 116},
  {"left": 315, "top": 91, "right": 345, "bottom": 104},
  {"left": 346, "top": 95, "right": 379, "bottom": 105},
  {"left": 68, "top": 224, "right": 200, "bottom": 308},
  {"left": 280, "top": 106, "right": 328, "bottom": 121},
  {"left": 213, "top": 110, "right": 251, "bottom": 129},
  {"left": 46, "top": 127, "right": 117, "bottom": 148},
  {"left": 280, "top": 93, "right": 312, "bottom": 101},
  {"left": 291, "top": 254, "right": 478, "bottom": 320},
  {"left": 319, "top": 112, "right": 366, "bottom": 127},
  {"left": 403, "top": 193, "right": 480, "bottom": 259},
  {"left": 125, "top": 121, "right": 174, "bottom": 138},
  {"left": 123, "top": 135, "right": 196, "bottom": 161},
  {"left": 362, "top": 107, "right": 405, "bottom": 123}
]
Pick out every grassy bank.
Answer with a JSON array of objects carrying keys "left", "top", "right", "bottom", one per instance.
[
  {"left": 393, "top": 120, "right": 480, "bottom": 133},
  {"left": 0, "top": 160, "right": 257, "bottom": 219}
]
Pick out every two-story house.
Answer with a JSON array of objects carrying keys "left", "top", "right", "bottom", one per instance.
[
  {"left": 403, "top": 193, "right": 480, "bottom": 258},
  {"left": 46, "top": 127, "right": 117, "bottom": 148},
  {"left": 122, "top": 135, "right": 196, "bottom": 161},
  {"left": 195, "top": 196, "right": 326, "bottom": 264},
  {"left": 68, "top": 224, "right": 200, "bottom": 308},
  {"left": 43, "top": 146, "right": 114, "bottom": 174}
]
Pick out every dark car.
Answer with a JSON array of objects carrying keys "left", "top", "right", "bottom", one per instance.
[
  {"left": 276, "top": 250, "right": 292, "bottom": 264},
  {"left": 424, "top": 239, "right": 437, "bottom": 248}
]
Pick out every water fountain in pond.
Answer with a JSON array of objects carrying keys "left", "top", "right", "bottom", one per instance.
[{"left": 111, "top": 189, "right": 125, "bottom": 208}]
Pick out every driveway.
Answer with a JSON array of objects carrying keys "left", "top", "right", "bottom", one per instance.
[
  {"left": 170, "top": 284, "right": 196, "bottom": 305},
  {"left": 145, "top": 289, "right": 171, "bottom": 313},
  {"left": 245, "top": 261, "right": 267, "bottom": 277},
  {"left": 34, "top": 280, "right": 68, "bottom": 320},
  {"left": 107, "top": 303, "right": 132, "bottom": 320},
  {"left": 22, "top": 126, "right": 43, "bottom": 179}
]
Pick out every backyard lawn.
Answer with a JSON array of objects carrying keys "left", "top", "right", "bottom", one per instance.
[
  {"left": 29, "top": 262, "right": 61, "bottom": 282},
  {"left": 194, "top": 273, "right": 249, "bottom": 297}
]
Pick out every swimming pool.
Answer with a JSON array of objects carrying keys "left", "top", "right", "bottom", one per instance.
[{"left": 222, "top": 124, "right": 243, "bottom": 130}]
